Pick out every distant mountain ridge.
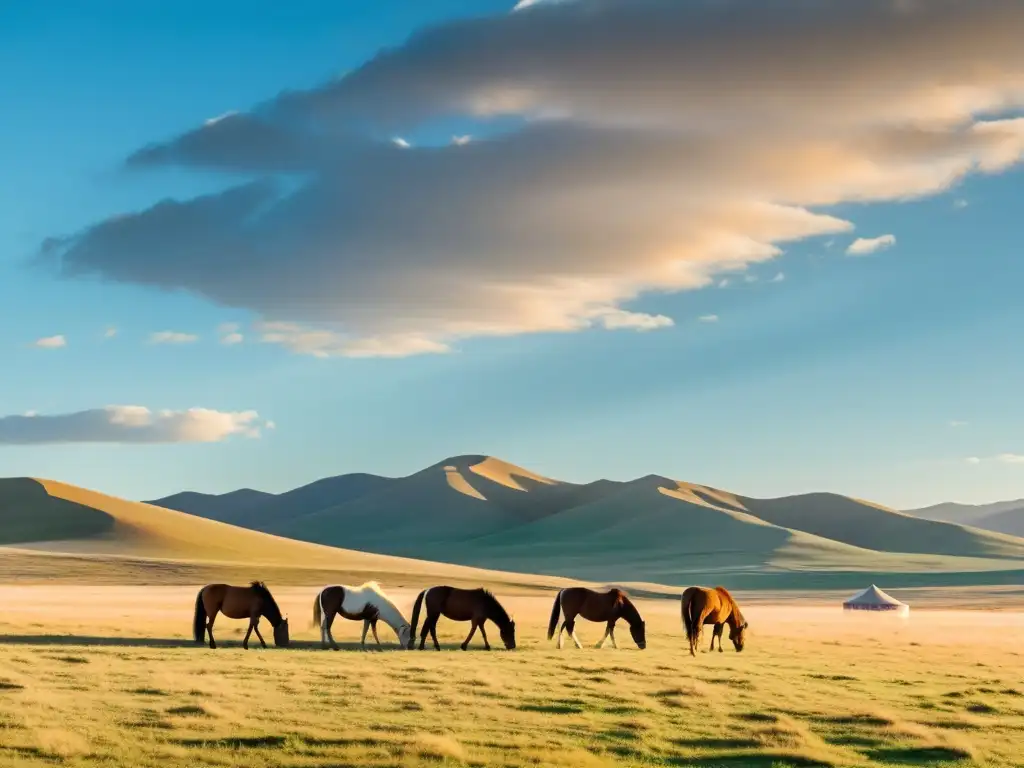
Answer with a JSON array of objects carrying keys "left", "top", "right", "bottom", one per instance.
[
  {"left": 904, "top": 499, "right": 1024, "bottom": 537},
  {"left": 145, "top": 455, "right": 1024, "bottom": 584}
]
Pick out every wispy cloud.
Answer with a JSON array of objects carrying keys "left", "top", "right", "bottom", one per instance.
[
  {"left": 698, "top": 314, "right": 719, "bottom": 323},
  {"left": 149, "top": 331, "right": 198, "bottom": 345},
  {"left": 846, "top": 234, "right": 897, "bottom": 256},
  {"left": 452, "top": 135, "right": 472, "bottom": 146},
  {"left": 221, "top": 332, "right": 244, "bottom": 345},
  {"left": 0, "top": 406, "right": 267, "bottom": 445},
  {"left": 770, "top": 272, "right": 785, "bottom": 283},
  {"left": 965, "top": 453, "right": 1024, "bottom": 465},
  {"left": 953, "top": 198, "right": 969, "bottom": 210},
  {"left": 948, "top": 420, "right": 968, "bottom": 427},
  {"left": 37, "top": 1, "right": 1024, "bottom": 357},
  {"left": 104, "top": 327, "right": 118, "bottom": 339},
  {"left": 392, "top": 137, "right": 411, "bottom": 148},
  {"left": 594, "top": 309, "right": 674, "bottom": 332},
  {"left": 33, "top": 335, "right": 67, "bottom": 349}
]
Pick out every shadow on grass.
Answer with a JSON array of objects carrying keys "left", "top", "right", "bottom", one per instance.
[
  {"left": 0, "top": 635, "right": 410, "bottom": 651},
  {"left": 665, "top": 753, "right": 832, "bottom": 767},
  {"left": 862, "top": 746, "right": 973, "bottom": 764}
]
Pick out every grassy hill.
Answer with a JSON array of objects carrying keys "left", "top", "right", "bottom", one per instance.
[
  {"left": 0, "top": 476, "right": 567, "bottom": 589},
  {"left": 145, "top": 455, "right": 1024, "bottom": 588}
]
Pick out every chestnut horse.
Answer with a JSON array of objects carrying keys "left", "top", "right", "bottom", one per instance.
[
  {"left": 312, "top": 582, "right": 412, "bottom": 650},
  {"left": 192, "top": 582, "right": 290, "bottom": 650},
  {"left": 409, "top": 586, "right": 516, "bottom": 651},
  {"left": 681, "top": 585, "right": 748, "bottom": 656},
  {"left": 547, "top": 587, "right": 647, "bottom": 650}
]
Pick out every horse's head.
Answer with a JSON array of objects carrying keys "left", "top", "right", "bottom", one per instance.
[
  {"left": 630, "top": 619, "right": 647, "bottom": 650},
  {"left": 729, "top": 620, "right": 748, "bottom": 652},
  {"left": 273, "top": 617, "right": 291, "bottom": 647},
  {"left": 397, "top": 623, "right": 413, "bottom": 650},
  {"left": 500, "top": 620, "right": 517, "bottom": 650}
]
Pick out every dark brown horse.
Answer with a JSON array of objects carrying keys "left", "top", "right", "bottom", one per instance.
[
  {"left": 681, "top": 586, "right": 747, "bottom": 656},
  {"left": 409, "top": 586, "right": 516, "bottom": 651},
  {"left": 192, "top": 582, "right": 290, "bottom": 650},
  {"left": 546, "top": 587, "right": 646, "bottom": 649}
]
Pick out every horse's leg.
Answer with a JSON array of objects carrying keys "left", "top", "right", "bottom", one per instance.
[
  {"left": 609, "top": 620, "right": 619, "bottom": 650},
  {"left": 370, "top": 619, "right": 382, "bottom": 649},
  {"left": 596, "top": 622, "right": 611, "bottom": 648},
  {"left": 478, "top": 623, "right": 491, "bottom": 651},
  {"left": 418, "top": 614, "right": 431, "bottom": 650},
  {"left": 566, "top": 617, "right": 583, "bottom": 649},
  {"left": 461, "top": 622, "right": 478, "bottom": 651},
  {"left": 557, "top": 621, "right": 567, "bottom": 649},
  {"left": 712, "top": 623, "right": 723, "bottom": 652},
  {"left": 361, "top": 619, "right": 370, "bottom": 649},
  {"left": 242, "top": 619, "right": 255, "bottom": 650},
  {"left": 252, "top": 617, "right": 267, "bottom": 648},
  {"left": 324, "top": 612, "right": 340, "bottom": 651},
  {"left": 428, "top": 617, "right": 441, "bottom": 651},
  {"left": 206, "top": 610, "right": 218, "bottom": 650}
]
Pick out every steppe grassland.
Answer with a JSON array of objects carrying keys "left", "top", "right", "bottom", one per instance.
[{"left": 0, "top": 587, "right": 1022, "bottom": 767}]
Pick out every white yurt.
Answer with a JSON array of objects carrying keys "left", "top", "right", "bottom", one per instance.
[{"left": 842, "top": 585, "right": 909, "bottom": 616}]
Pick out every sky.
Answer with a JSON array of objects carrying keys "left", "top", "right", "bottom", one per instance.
[{"left": 2, "top": 0, "right": 1024, "bottom": 509}]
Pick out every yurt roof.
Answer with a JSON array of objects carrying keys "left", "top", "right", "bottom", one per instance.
[{"left": 843, "top": 584, "right": 906, "bottom": 606}]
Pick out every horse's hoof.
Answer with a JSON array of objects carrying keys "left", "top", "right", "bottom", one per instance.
[{"left": 460, "top": 644, "right": 468, "bottom": 651}]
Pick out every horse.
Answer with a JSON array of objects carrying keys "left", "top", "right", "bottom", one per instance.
[
  {"left": 312, "top": 582, "right": 412, "bottom": 650},
  {"left": 681, "top": 585, "right": 748, "bottom": 656},
  {"left": 409, "top": 586, "right": 516, "bottom": 651},
  {"left": 192, "top": 582, "right": 290, "bottom": 650},
  {"left": 546, "top": 587, "right": 646, "bottom": 650}
]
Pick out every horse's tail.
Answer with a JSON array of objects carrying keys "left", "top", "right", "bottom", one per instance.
[
  {"left": 547, "top": 589, "right": 563, "bottom": 640},
  {"left": 192, "top": 588, "right": 207, "bottom": 644},
  {"left": 409, "top": 588, "right": 427, "bottom": 649},
  {"left": 312, "top": 590, "right": 323, "bottom": 630},
  {"left": 681, "top": 590, "right": 694, "bottom": 644}
]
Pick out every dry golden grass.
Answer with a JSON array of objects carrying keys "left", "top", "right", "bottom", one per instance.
[{"left": 0, "top": 587, "right": 1021, "bottom": 767}]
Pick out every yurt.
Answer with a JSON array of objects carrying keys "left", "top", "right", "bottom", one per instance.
[{"left": 843, "top": 585, "right": 909, "bottom": 616}]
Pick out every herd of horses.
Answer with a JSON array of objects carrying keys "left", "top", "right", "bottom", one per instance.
[{"left": 192, "top": 582, "right": 749, "bottom": 654}]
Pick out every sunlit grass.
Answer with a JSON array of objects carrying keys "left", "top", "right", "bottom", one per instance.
[{"left": 0, "top": 587, "right": 1021, "bottom": 767}]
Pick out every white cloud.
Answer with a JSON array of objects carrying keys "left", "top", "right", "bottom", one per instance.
[
  {"left": 996, "top": 453, "right": 1024, "bottom": 465},
  {"left": 846, "top": 234, "right": 897, "bottom": 256},
  {"left": 953, "top": 198, "right": 969, "bottom": 209},
  {"left": 221, "top": 332, "right": 244, "bottom": 345},
  {"left": 698, "top": 314, "right": 719, "bottom": 323},
  {"left": 743, "top": 274, "right": 758, "bottom": 284},
  {"left": 104, "top": 327, "right": 118, "bottom": 339},
  {"left": 149, "top": 331, "right": 198, "bottom": 345},
  {"left": 718, "top": 279, "right": 730, "bottom": 288},
  {"left": 770, "top": 272, "right": 785, "bottom": 283},
  {"left": 392, "top": 137, "right": 411, "bottom": 148},
  {"left": 948, "top": 420, "right": 968, "bottom": 427},
  {"left": 33, "top": 335, "right": 67, "bottom": 349},
  {"left": 265, "top": 420, "right": 276, "bottom": 430},
  {"left": 38, "top": 1, "right": 1024, "bottom": 357},
  {"left": 594, "top": 308, "right": 674, "bottom": 332},
  {"left": 217, "top": 322, "right": 240, "bottom": 334},
  {"left": 452, "top": 135, "right": 472, "bottom": 145},
  {"left": 965, "top": 453, "right": 1024, "bottom": 465},
  {"left": 0, "top": 406, "right": 263, "bottom": 445}
]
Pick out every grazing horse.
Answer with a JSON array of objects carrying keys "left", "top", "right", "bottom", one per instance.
[
  {"left": 192, "top": 582, "right": 290, "bottom": 650},
  {"left": 312, "top": 582, "right": 412, "bottom": 650},
  {"left": 409, "top": 586, "right": 516, "bottom": 651},
  {"left": 547, "top": 587, "right": 647, "bottom": 650},
  {"left": 681, "top": 586, "right": 748, "bottom": 656}
]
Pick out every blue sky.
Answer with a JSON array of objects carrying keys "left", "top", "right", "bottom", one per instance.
[{"left": 3, "top": 0, "right": 1024, "bottom": 509}]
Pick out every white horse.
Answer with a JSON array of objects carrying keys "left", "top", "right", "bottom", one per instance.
[{"left": 313, "top": 582, "right": 412, "bottom": 650}]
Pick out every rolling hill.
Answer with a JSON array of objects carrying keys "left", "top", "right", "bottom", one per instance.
[
  {"left": 905, "top": 498, "right": 1024, "bottom": 536},
  {"left": 0, "top": 476, "right": 567, "bottom": 590},
  {"left": 145, "top": 455, "right": 1024, "bottom": 587}
]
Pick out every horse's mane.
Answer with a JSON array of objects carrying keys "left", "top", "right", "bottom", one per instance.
[
  {"left": 715, "top": 586, "right": 745, "bottom": 625},
  {"left": 250, "top": 581, "right": 283, "bottom": 624},
  {"left": 616, "top": 591, "right": 643, "bottom": 625},
  {"left": 360, "top": 581, "right": 383, "bottom": 594},
  {"left": 480, "top": 589, "right": 512, "bottom": 626}
]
